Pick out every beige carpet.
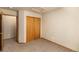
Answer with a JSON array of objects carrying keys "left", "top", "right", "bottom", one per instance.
[{"left": 3, "top": 38, "right": 74, "bottom": 52}]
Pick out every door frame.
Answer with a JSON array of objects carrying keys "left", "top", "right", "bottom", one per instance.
[
  {"left": 0, "top": 14, "right": 2, "bottom": 51},
  {"left": 0, "top": 12, "right": 19, "bottom": 51}
]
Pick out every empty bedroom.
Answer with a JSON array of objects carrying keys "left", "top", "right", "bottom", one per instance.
[{"left": 0, "top": 7, "right": 79, "bottom": 52}]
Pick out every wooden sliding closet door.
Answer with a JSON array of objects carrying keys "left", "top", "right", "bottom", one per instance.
[
  {"left": 27, "top": 16, "right": 40, "bottom": 43},
  {"left": 34, "top": 18, "right": 40, "bottom": 39},
  {"left": 27, "top": 16, "right": 34, "bottom": 42}
]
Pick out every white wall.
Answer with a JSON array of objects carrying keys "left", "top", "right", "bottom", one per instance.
[
  {"left": 18, "top": 10, "right": 25, "bottom": 43},
  {"left": 42, "top": 7, "right": 79, "bottom": 51},
  {"left": 2, "top": 15, "right": 16, "bottom": 39},
  {"left": 18, "top": 10, "right": 42, "bottom": 43}
]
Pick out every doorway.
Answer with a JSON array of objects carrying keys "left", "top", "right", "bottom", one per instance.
[{"left": 0, "top": 14, "right": 18, "bottom": 51}]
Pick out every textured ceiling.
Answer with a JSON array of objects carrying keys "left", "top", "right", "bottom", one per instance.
[{"left": 1, "top": 7, "right": 60, "bottom": 13}]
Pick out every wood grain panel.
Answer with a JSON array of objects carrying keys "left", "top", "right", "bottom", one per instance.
[
  {"left": 34, "top": 18, "right": 40, "bottom": 39},
  {"left": 27, "top": 16, "right": 34, "bottom": 42},
  {"left": 26, "top": 16, "right": 40, "bottom": 43}
]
